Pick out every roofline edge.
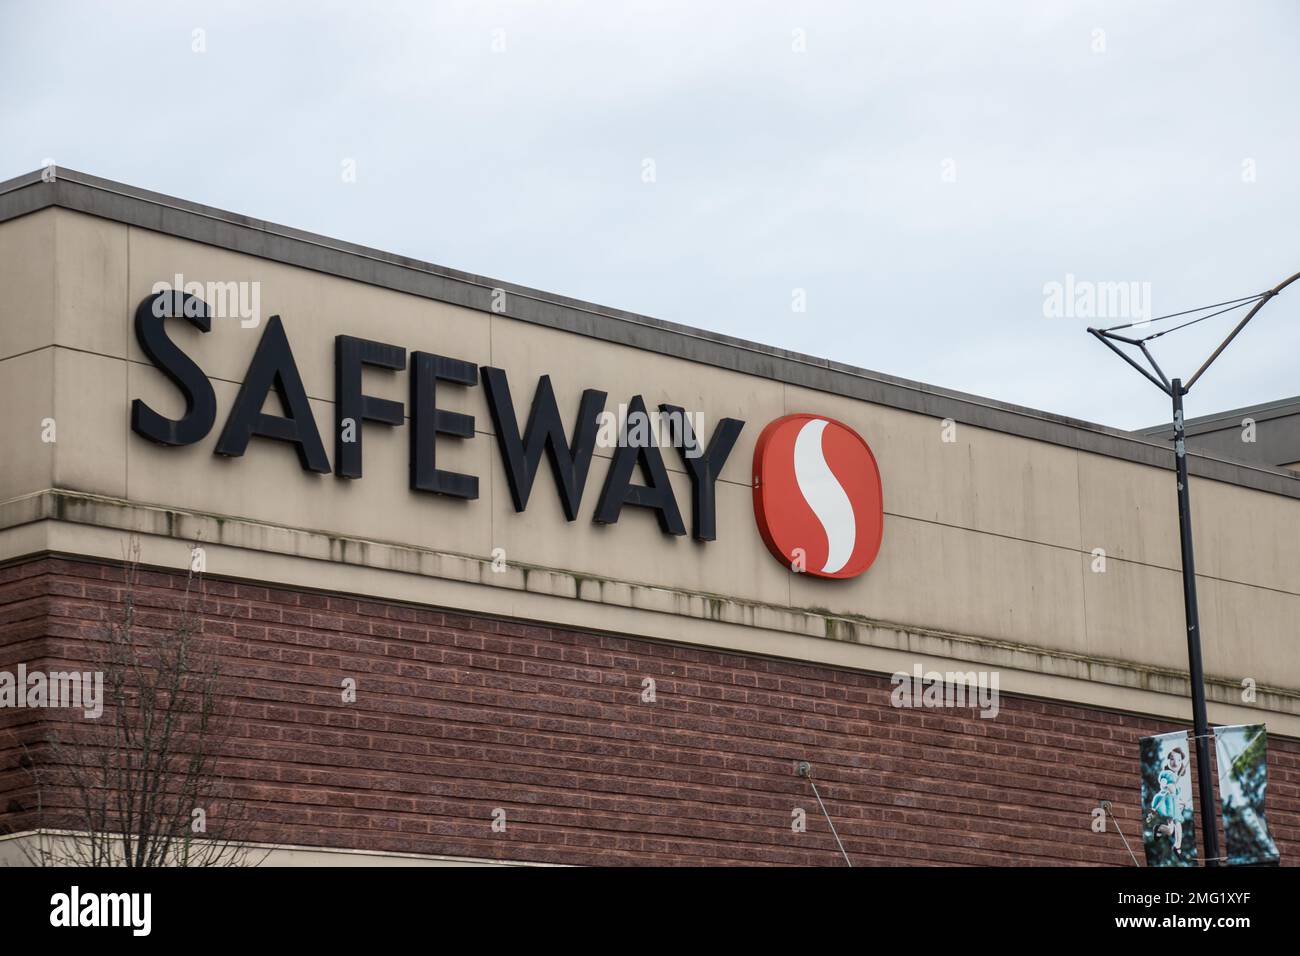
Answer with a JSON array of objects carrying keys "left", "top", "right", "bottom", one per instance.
[{"left": 3, "top": 166, "right": 1298, "bottom": 500}]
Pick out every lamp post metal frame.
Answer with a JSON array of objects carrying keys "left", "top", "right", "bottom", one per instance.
[{"left": 1087, "top": 268, "right": 1300, "bottom": 867}]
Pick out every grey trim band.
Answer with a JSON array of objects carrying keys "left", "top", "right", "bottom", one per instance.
[{"left": 3, "top": 166, "right": 1298, "bottom": 499}]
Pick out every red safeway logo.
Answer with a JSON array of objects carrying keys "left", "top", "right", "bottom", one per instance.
[{"left": 751, "top": 414, "right": 884, "bottom": 579}]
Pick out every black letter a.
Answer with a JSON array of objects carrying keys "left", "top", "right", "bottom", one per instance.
[{"left": 215, "top": 316, "right": 330, "bottom": 473}]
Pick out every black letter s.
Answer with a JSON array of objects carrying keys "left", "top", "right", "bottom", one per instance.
[{"left": 130, "top": 291, "right": 217, "bottom": 446}]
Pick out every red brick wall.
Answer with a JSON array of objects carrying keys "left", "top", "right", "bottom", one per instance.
[{"left": 2, "top": 555, "right": 1297, "bottom": 866}]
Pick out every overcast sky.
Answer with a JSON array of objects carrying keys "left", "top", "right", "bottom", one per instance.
[{"left": 4, "top": 1, "right": 1298, "bottom": 430}]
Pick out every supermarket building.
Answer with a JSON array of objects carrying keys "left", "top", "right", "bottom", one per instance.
[{"left": 0, "top": 168, "right": 1297, "bottom": 866}]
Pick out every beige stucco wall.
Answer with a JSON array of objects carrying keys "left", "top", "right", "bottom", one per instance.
[{"left": 3, "top": 207, "right": 1299, "bottom": 735}]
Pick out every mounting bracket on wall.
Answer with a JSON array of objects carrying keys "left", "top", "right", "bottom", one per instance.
[
  {"left": 795, "top": 760, "right": 853, "bottom": 867},
  {"left": 1098, "top": 799, "right": 1140, "bottom": 867}
]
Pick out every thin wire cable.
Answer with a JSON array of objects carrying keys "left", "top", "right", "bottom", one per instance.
[
  {"left": 1099, "top": 292, "right": 1268, "bottom": 333},
  {"left": 806, "top": 777, "right": 853, "bottom": 867},
  {"left": 1142, "top": 299, "right": 1263, "bottom": 341},
  {"left": 1102, "top": 803, "right": 1140, "bottom": 867}
]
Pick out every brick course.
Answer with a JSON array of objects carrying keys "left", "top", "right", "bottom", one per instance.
[{"left": 1, "top": 555, "right": 1296, "bottom": 866}]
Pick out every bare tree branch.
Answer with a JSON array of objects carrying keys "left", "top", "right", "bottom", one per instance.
[{"left": 24, "top": 541, "right": 268, "bottom": 867}]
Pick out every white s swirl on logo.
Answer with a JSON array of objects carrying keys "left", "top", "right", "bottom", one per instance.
[{"left": 792, "top": 418, "right": 857, "bottom": 574}]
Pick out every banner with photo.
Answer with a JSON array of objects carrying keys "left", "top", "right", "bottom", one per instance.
[
  {"left": 1214, "top": 724, "right": 1280, "bottom": 866},
  {"left": 1140, "top": 730, "right": 1197, "bottom": 866}
]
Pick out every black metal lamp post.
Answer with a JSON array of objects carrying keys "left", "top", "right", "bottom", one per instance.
[{"left": 1087, "top": 269, "right": 1300, "bottom": 867}]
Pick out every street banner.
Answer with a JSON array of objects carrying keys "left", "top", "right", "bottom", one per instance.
[
  {"left": 1140, "top": 730, "right": 1197, "bottom": 866},
  {"left": 1214, "top": 724, "right": 1280, "bottom": 866}
]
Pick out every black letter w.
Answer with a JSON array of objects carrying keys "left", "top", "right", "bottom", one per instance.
[{"left": 480, "top": 368, "right": 606, "bottom": 521}]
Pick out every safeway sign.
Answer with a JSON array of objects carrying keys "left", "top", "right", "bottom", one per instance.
[{"left": 130, "top": 291, "right": 883, "bottom": 580}]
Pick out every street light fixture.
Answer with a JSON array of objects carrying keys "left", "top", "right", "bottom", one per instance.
[{"left": 1087, "top": 268, "right": 1300, "bottom": 867}]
